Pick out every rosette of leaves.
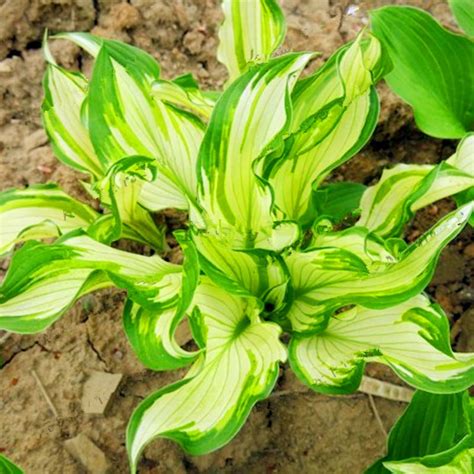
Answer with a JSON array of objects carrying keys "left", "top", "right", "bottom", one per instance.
[{"left": 0, "top": 1, "right": 473, "bottom": 472}]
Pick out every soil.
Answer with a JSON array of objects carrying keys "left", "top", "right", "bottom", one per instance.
[{"left": 0, "top": 1, "right": 472, "bottom": 473}]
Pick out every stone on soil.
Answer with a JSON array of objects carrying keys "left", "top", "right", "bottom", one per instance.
[
  {"left": 64, "top": 433, "right": 110, "bottom": 474},
  {"left": 81, "top": 371, "right": 122, "bottom": 415}
]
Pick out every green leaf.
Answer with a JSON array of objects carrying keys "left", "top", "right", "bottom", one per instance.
[
  {"left": 285, "top": 203, "right": 473, "bottom": 332},
  {"left": 370, "top": 6, "right": 474, "bottom": 138},
  {"left": 198, "top": 52, "right": 312, "bottom": 246},
  {"left": 0, "top": 454, "right": 24, "bottom": 474},
  {"left": 382, "top": 449, "right": 474, "bottom": 473},
  {"left": 123, "top": 231, "right": 200, "bottom": 370},
  {"left": 267, "top": 35, "right": 382, "bottom": 222},
  {"left": 289, "top": 296, "right": 474, "bottom": 395},
  {"left": 217, "top": 0, "right": 286, "bottom": 83},
  {"left": 0, "top": 184, "right": 98, "bottom": 255},
  {"left": 312, "top": 181, "right": 366, "bottom": 223},
  {"left": 366, "top": 390, "right": 474, "bottom": 473},
  {"left": 42, "top": 63, "right": 103, "bottom": 177},
  {"left": 449, "top": 0, "right": 474, "bottom": 36},
  {"left": 126, "top": 279, "right": 286, "bottom": 471},
  {"left": 0, "top": 232, "right": 182, "bottom": 333}
]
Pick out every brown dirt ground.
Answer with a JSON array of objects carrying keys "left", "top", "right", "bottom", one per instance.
[{"left": 0, "top": 1, "right": 472, "bottom": 473}]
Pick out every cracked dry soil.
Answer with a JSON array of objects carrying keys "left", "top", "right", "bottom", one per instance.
[{"left": 0, "top": 1, "right": 473, "bottom": 473}]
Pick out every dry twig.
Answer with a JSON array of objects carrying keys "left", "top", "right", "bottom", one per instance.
[
  {"left": 368, "top": 394, "right": 388, "bottom": 438},
  {"left": 359, "top": 375, "right": 413, "bottom": 403},
  {"left": 31, "top": 369, "right": 59, "bottom": 418}
]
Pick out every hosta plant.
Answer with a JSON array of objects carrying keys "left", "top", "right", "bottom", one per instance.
[{"left": 0, "top": 0, "right": 474, "bottom": 472}]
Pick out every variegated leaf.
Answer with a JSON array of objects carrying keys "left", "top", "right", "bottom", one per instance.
[
  {"left": 267, "top": 35, "right": 383, "bottom": 223},
  {"left": 123, "top": 231, "right": 200, "bottom": 370},
  {"left": 286, "top": 204, "right": 472, "bottom": 332},
  {"left": 192, "top": 232, "right": 290, "bottom": 318},
  {"left": 289, "top": 295, "right": 474, "bottom": 394},
  {"left": 358, "top": 136, "right": 474, "bottom": 237},
  {"left": 42, "top": 63, "right": 102, "bottom": 177},
  {"left": 0, "top": 232, "right": 182, "bottom": 333},
  {"left": 92, "top": 156, "right": 165, "bottom": 250},
  {"left": 198, "top": 53, "right": 313, "bottom": 245},
  {"left": 56, "top": 33, "right": 205, "bottom": 211},
  {"left": 217, "top": 0, "right": 286, "bottom": 82},
  {"left": 151, "top": 73, "right": 216, "bottom": 120},
  {"left": 127, "top": 280, "right": 286, "bottom": 471},
  {"left": 310, "top": 226, "right": 398, "bottom": 269},
  {"left": 0, "top": 184, "right": 98, "bottom": 255}
]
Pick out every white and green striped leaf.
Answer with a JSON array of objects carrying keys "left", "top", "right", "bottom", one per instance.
[
  {"left": 123, "top": 231, "right": 200, "bottom": 370},
  {"left": 198, "top": 53, "right": 313, "bottom": 245},
  {"left": 285, "top": 245, "right": 369, "bottom": 333},
  {"left": 86, "top": 43, "right": 162, "bottom": 158},
  {"left": 52, "top": 32, "right": 102, "bottom": 57},
  {"left": 124, "top": 303, "right": 199, "bottom": 371},
  {"left": 289, "top": 295, "right": 474, "bottom": 395},
  {"left": 52, "top": 32, "right": 159, "bottom": 80},
  {"left": 127, "top": 280, "right": 286, "bottom": 471},
  {"left": 267, "top": 35, "right": 383, "bottom": 223},
  {"left": 310, "top": 226, "right": 398, "bottom": 269},
  {"left": 192, "top": 232, "right": 289, "bottom": 313},
  {"left": 217, "top": 0, "right": 286, "bottom": 83},
  {"left": 0, "top": 184, "right": 98, "bottom": 255},
  {"left": 0, "top": 232, "right": 182, "bottom": 333},
  {"left": 42, "top": 63, "right": 102, "bottom": 177},
  {"left": 358, "top": 136, "right": 474, "bottom": 237},
  {"left": 285, "top": 204, "right": 472, "bottom": 332},
  {"left": 138, "top": 173, "right": 189, "bottom": 212},
  {"left": 366, "top": 390, "right": 474, "bottom": 473},
  {"left": 55, "top": 33, "right": 204, "bottom": 212},
  {"left": 151, "top": 73, "right": 216, "bottom": 120},
  {"left": 448, "top": 133, "right": 474, "bottom": 171},
  {"left": 88, "top": 44, "right": 204, "bottom": 207},
  {"left": 370, "top": 6, "right": 474, "bottom": 139},
  {"left": 92, "top": 156, "right": 165, "bottom": 250}
]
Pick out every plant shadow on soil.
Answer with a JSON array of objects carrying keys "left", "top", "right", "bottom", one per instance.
[{"left": 0, "top": 1, "right": 472, "bottom": 472}]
